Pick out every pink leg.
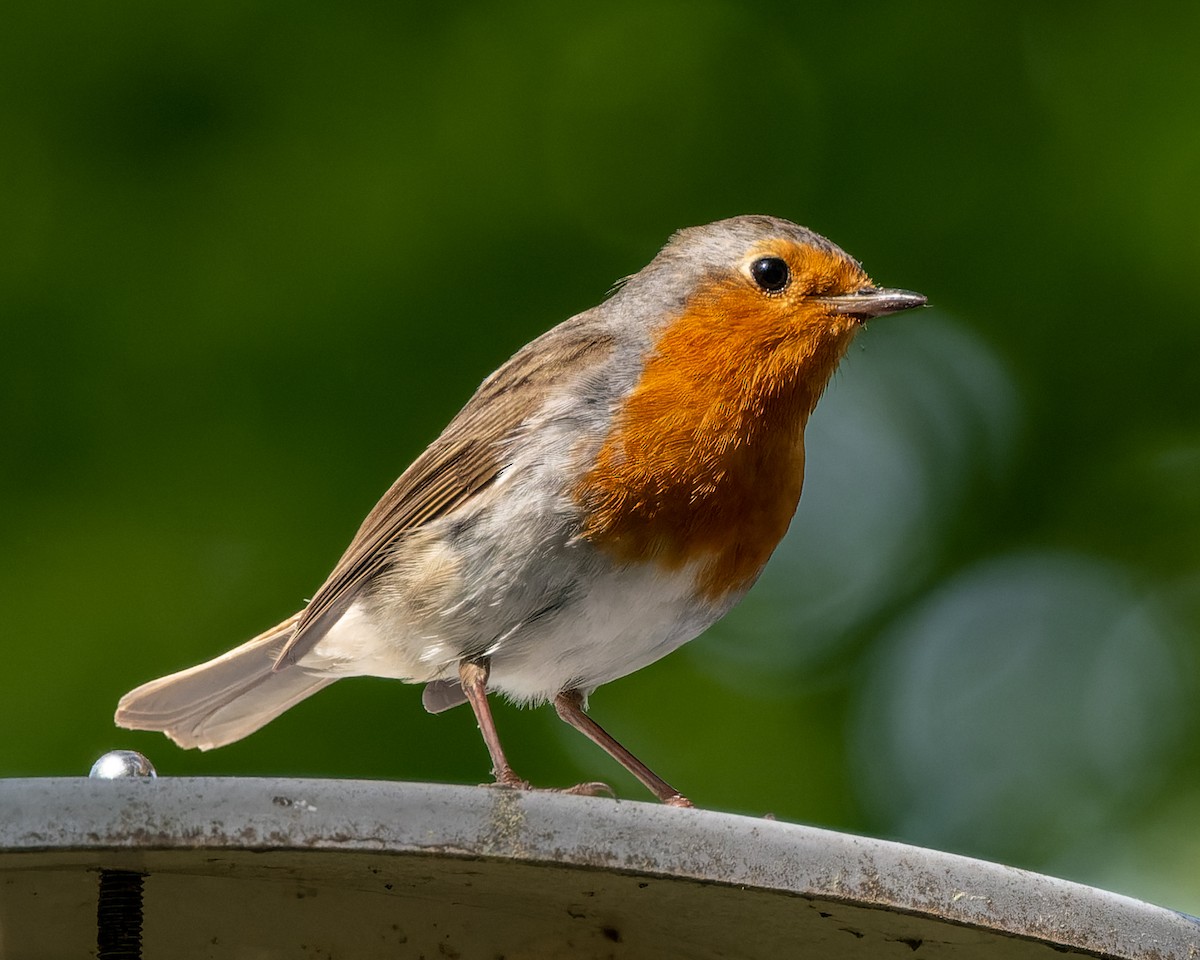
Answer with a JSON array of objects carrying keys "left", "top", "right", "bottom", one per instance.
[
  {"left": 554, "top": 690, "right": 693, "bottom": 807},
  {"left": 459, "top": 659, "right": 529, "bottom": 789}
]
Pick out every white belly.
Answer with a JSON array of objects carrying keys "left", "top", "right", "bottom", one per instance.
[{"left": 303, "top": 551, "right": 730, "bottom": 705}]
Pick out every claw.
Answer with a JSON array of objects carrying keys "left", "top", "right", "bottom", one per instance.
[
  {"left": 559, "top": 781, "right": 616, "bottom": 798},
  {"left": 484, "top": 773, "right": 533, "bottom": 791}
]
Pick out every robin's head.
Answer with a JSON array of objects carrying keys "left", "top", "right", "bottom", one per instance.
[
  {"left": 615, "top": 215, "right": 925, "bottom": 415},
  {"left": 643, "top": 214, "right": 922, "bottom": 330}
]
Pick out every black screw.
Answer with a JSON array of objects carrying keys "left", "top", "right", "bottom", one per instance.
[{"left": 97, "top": 869, "right": 146, "bottom": 960}]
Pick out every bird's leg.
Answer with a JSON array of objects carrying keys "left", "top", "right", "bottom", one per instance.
[
  {"left": 553, "top": 690, "right": 693, "bottom": 807},
  {"left": 458, "top": 662, "right": 612, "bottom": 798},
  {"left": 459, "top": 658, "right": 529, "bottom": 790}
]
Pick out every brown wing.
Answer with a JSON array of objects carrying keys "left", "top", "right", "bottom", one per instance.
[{"left": 273, "top": 317, "right": 615, "bottom": 669}]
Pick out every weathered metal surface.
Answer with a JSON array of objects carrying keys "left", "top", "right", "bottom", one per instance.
[{"left": 0, "top": 777, "right": 1196, "bottom": 959}]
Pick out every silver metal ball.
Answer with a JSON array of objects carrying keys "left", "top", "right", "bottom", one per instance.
[{"left": 89, "top": 750, "right": 157, "bottom": 779}]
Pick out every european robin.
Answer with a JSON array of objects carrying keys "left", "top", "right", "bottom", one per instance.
[{"left": 115, "top": 215, "right": 925, "bottom": 807}]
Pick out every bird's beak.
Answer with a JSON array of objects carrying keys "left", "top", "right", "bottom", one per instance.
[{"left": 818, "top": 287, "right": 927, "bottom": 322}]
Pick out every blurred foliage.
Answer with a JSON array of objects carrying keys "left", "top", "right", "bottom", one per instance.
[{"left": 2, "top": 0, "right": 1199, "bottom": 916}]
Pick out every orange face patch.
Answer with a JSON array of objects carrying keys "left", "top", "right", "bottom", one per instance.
[{"left": 574, "top": 241, "right": 871, "bottom": 600}]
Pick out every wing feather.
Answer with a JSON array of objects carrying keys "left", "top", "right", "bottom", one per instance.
[{"left": 273, "top": 317, "right": 615, "bottom": 668}]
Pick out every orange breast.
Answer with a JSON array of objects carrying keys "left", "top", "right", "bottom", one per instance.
[{"left": 574, "top": 260, "right": 862, "bottom": 601}]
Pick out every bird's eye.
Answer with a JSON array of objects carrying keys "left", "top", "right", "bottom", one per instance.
[{"left": 750, "top": 256, "right": 790, "bottom": 292}]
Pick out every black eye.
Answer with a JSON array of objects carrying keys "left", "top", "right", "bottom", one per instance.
[{"left": 750, "top": 256, "right": 790, "bottom": 292}]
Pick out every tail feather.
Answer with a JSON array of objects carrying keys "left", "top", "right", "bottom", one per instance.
[{"left": 115, "top": 614, "right": 335, "bottom": 750}]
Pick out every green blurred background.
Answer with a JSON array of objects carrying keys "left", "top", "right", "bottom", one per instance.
[{"left": 4, "top": 0, "right": 1199, "bottom": 915}]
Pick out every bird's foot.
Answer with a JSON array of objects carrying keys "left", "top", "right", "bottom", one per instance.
[
  {"left": 481, "top": 777, "right": 615, "bottom": 799},
  {"left": 484, "top": 769, "right": 533, "bottom": 792},
  {"left": 663, "top": 793, "right": 694, "bottom": 808},
  {"left": 558, "top": 781, "right": 616, "bottom": 798}
]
